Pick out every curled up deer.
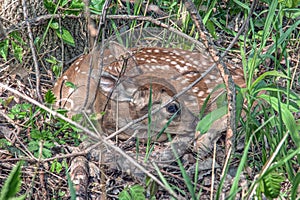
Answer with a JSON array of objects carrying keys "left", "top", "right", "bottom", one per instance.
[{"left": 52, "top": 37, "right": 244, "bottom": 174}]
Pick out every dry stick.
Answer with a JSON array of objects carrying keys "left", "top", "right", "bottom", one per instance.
[
  {"left": 183, "top": 0, "right": 258, "bottom": 198},
  {"left": 85, "top": 8, "right": 113, "bottom": 197},
  {"left": 58, "top": 13, "right": 65, "bottom": 78},
  {"left": 0, "top": 21, "right": 6, "bottom": 38},
  {"left": 218, "top": 0, "right": 258, "bottom": 184},
  {"left": 184, "top": 0, "right": 257, "bottom": 154},
  {"left": 83, "top": 0, "right": 93, "bottom": 48},
  {"left": 183, "top": 0, "right": 236, "bottom": 155},
  {"left": 82, "top": 0, "right": 95, "bottom": 110},
  {"left": 92, "top": 0, "right": 112, "bottom": 106},
  {"left": 21, "top": 0, "right": 43, "bottom": 103},
  {"left": 21, "top": 4, "right": 43, "bottom": 196},
  {"left": 0, "top": 83, "right": 180, "bottom": 199},
  {"left": 83, "top": 0, "right": 112, "bottom": 110},
  {"left": 211, "top": 141, "right": 217, "bottom": 200},
  {"left": 93, "top": 0, "right": 112, "bottom": 49},
  {"left": 0, "top": 151, "right": 87, "bottom": 163}
]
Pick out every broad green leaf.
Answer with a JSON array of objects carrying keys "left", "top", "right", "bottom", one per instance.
[
  {"left": 61, "top": 0, "right": 69, "bottom": 7},
  {"left": 55, "top": 28, "right": 75, "bottom": 47},
  {"left": 65, "top": 81, "right": 77, "bottom": 89},
  {"left": 260, "top": 0, "right": 278, "bottom": 48},
  {"left": 118, "top": 190, "right": 131, "bottom": 200},
  {"left": 50, "top": 22, "right": 59, "bottom": 30},
  {"left": 196, "top": 106, "right": 227, "bottom": 133}
]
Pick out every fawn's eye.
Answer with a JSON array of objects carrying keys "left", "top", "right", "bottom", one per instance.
[{"left": 166, "top": 102, "right": 180, "bottom": 114}]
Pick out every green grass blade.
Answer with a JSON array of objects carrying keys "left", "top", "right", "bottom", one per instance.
[{"left": 0, "top": 161, "right": 25, "bottom": 200}]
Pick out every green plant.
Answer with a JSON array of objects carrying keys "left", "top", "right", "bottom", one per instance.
[
  {"left": 46, "top": 56, "right": 63, "bottom": 78},
  {"left": 3, "top": 90, "right": 81, "bottom": 159},
  {"left": 118, "top": 184, "right": 146, "bottom": 200},
  {"left": 0, "top": 32, "right": 24, "bottom": 62},
  {"left": 39, "top": 0, "right": 83, "bottom": 50},
  {"left": 43, "top": 0, "right": 85, "bottom": 15},
  {"left": 0, "top": 161, "right": 26, "bottom": 200},
  {"left": 51, "top": 159, "right": 68, "bottom": 174},
  {"left": 257, "top": 171, "right": 285, "bottom": 199}
]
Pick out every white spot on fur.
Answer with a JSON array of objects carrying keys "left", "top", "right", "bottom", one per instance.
[
  {"left": 209, "top": 75, "right": 217, "bottom": 80},
  {"left": 204, "top": 79, "right": 211, "bottom": 84},
  {"left": 192, "top": 87, "right": 199, "bottom": 93},
  {"left": 181, "top": 79, "right": 188, "bottom": 84},
  {"left": 202, "top": 61, "right": 208, "bottom": 65},
  {"left": 193, "top": 60, "right": 200, "bottom": 65},
  {"left": 186, "top": 62, "right": 192, "bottom": 67},
  {"left": 217, "top": 77, "right": 223, "bottom": 82},
  {"left": 175, "top": 64, "right": 181, "bottom": 69},
  {"left": 151, "top": 65, "right": 157, "bottom": 69},
  {"left": 198, "top": 91, "right": 205, "bottom": 97},
  {"left": 160, "top": 65, "right": 170, "bottom": 70}
]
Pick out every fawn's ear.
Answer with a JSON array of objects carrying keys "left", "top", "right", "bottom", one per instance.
[
  {"left": 97, "top": 41, "right": 134, "bottom": 102},
  {"left": 109, "top": 41, "right": 131, "bottom": 60}
]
